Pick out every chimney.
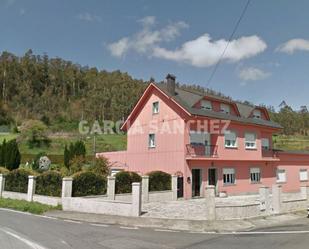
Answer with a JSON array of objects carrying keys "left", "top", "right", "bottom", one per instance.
[{"left": 166, "top": 74, "right": 176, "bottom": 96}]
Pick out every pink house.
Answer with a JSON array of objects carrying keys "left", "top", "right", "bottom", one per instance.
[{"left": 97, "top": 74, "right": 309, "bottom": 199}]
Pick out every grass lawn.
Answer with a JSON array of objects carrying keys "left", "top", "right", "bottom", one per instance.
[{"left": 0, "top": 198, "right": 61, "bottom": 214}]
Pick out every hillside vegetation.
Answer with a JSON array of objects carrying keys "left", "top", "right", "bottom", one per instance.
[{"left": 1, "top": 50, "right": 309, "bottom": 154}]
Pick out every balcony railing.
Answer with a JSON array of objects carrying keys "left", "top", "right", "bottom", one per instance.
[
  {"left": 262, "top": 148, "right": 278, "bottom": 158},
  {"left": 186, "top": 144, "right": 218, "bottom": 158}
]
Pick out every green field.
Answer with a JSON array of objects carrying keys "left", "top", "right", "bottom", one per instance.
[
  {"left": 273, "top": 135, "right": 309, "bottom": 151},
  {"left": 0, "top": 132, "right": 127, "bottom": 164}
]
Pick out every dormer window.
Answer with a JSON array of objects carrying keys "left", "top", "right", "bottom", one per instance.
[
  {"left": 152, "top": 101, "right": 159, "bottom": 114},
  {"left": 220, "top": 103, "right": 230, "bottom": 114},
  {"left": 253, "top": 109, "right": 261, "bottom": 119},
  {"left": 201, "top": 100, "right": 212, "bottom": 110}
]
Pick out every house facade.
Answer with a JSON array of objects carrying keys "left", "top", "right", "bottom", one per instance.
[{"left": 97, "top": 74, "right": 309, "bottom": 199}]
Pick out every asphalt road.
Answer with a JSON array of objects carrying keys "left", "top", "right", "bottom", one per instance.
[{"left": 1, "top": 209, "right": 309, "bottom": 249}]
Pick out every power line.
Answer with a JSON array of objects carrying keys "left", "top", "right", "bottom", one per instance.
[{"left": 206, "top": 0, "right": 251, "bottom": 88}]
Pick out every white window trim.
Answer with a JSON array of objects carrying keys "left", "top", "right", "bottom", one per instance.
[
  {"left": 245, "top": 132, "right": 257, "bottom": 150},
  {"left": 148, "top": 133, "right": 156, "bottom": 148},
  {"left": 299, "top": 169, "right": 308, "bottom": 182},
  {"left": 276, "top": 169, "right": 286, "bottom": 183},
  {"left": 253, "top": 109, "right": 261, "bottom": 119},
  {"left": 250, "top": 167, "right": 261, "bottom": 183},
  {"left": 261, "top": 138, "right": 270, "bottom": 150},
  {"left": 152, "top": 101, "right": 159, "bottom": 114},
  {"left": 223, "top": 168, "right": 236, "bottom": 185},
  {"left": 220, "top": 103, "right": 230, "bottom": 114},
  {"left": 201, "top": 100, "right": 212, "bottom": 110},
  {"left": 224, "top": 131, "right": 237, "bottom": 148}
]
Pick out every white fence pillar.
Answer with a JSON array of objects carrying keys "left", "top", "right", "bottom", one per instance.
[
  {"left": 272, "top": 184, "right": 282, "bottom": 214},
  {"left": 131, "top": 182, "right": 142, "bottom": 217},
  {"left": 0, "top": 174, "right": 5, "bottom": 198},
  {"left": 62, "top": 177, "right": 73, "bottom": 198},
  {"left": 205, "top": 185, "right": 216, "bottom": 220},
  {"left": 259, "top": 186, "right": 271, "bottom": 214},
  {"left": 141, "top": 176, "right": 149, "bottom": 203},
  {"left": 27, "top": 176, "right": 36, "bottom": 202},
  {"left": 172, "top": 175, "right": 178, "bottom": 201},
  {"left": 107, "top": 176, "right": 115, "bottom": 200},
  {"left": 300, "top": 185, "right": 307, "bottom": 200}
]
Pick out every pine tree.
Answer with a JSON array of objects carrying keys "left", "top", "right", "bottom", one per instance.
[
  {"left": 64, "top": 144, "right": 70, "bottom": 168},
  {"left": 0, "top": 139, "right": 7, "bottom": 166},
  {"left": 5, "top": 139, "right": 21, "bottom": 170}
]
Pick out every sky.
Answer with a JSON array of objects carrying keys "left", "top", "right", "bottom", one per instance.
[{"left": 1, "top": 0, "right": 309, "bottom": 110}]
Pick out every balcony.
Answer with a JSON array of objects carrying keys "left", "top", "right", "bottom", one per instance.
[
  {"left": 186, "top": 144, "right": 218, "bottom": 158},
  {"left": 262, "top": 148, "right": 278, "bottom": 158}
]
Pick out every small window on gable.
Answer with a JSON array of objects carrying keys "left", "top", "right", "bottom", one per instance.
[
  {"left": 148, "top": 134, "right": 156, "bottom": 148},
  {"left": 253, "top": 109, "right": 261, "bottom": 119},
  {"left": 220, "top": 103, "right": 230, "bottom": 114},
  {"left": 201, "top": 100, "right": 212, "bottom": 110},
  {"left": 152, "top": 101, "right": 159, "bottom": 114},
  {"left": 299, "top": 169, "right": 308, "bottom": 182}
]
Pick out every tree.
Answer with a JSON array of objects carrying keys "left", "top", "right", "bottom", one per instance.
[
  {"left": 64, "top": 140, "right": 86, "bottom": 168},
  {"left": 4, "top": 139, "right": 21, "bottom": 170},
  {"left": 0, "top": 139, "right": 6, "bottom": 166},
  {"left": 89, "top": 157, "right": 110, "bottom": 177},
  {"left": 19, "top": 119, "right": 50, "bottom": 148}
]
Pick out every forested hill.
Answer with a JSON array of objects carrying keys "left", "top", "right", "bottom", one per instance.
[{"left": 0, "top": 50, "right": 308, "bottom": 136}]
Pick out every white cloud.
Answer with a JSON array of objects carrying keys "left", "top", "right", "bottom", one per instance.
[
  {"left": 276, "top": 39, "right": 309, "bottom": 54},
  {"left": 238, "top": 67, "right": 270, "bottom": 81},
  {"left": 77, "top": 12, "right": 102, "bottom": 22},
  {"left": 107, "top": 16, "right": 188, "bottom": 58},
  {"left": 107, "top": 17, "right": 266, "bottom": 67},
  {"left": 153, "top": 34, "right": 267, "bottom": 67}
]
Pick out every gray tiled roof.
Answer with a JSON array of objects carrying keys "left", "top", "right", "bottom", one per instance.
[{"left": 156, "top": 84, "right": 282, "bottom": 129}]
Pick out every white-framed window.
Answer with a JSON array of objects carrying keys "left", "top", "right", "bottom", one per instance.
[
  {"left": 277, "top": 169, "right": 286, "bottom": 183},
  {"left": 220, "top": 103, "right": 230, "bottom": 114},
  {"left": 201, "top": 100, "right": 212, "bottom": 110},
  {"left": 148, "top": 133, "right": 156, "bottom": 148},
  {"left": 261, "top": 138, "right": 270, "bottom": 150},
  {"left": 223, "top": 168, "right": 236, "bottom": 185},
  {"left": 152, "top": 101, "right": 159, "bottom": 114},
  {"left": 299, "top": 169, "right": 308, "bottom": 182},
  {"left": 250, "top": 167, "right": 261, "bottom": 183},
  {"left": 225, "top": 131, "right": 237, "bottom": 148},
  {"left": 253, "top": 109, "right": 261, "bottom": 119},
  {"left": 245, "top": 132, "right": 256, "bottom": 149}
]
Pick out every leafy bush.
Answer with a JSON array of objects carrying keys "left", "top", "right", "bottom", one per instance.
[
  {"left": 36, "top": 171, "right": 62, "bottom": 197},
  {"left": 148, "top": 171, "right": 171, "bottom": 191},
  {"left": 72, "top": 171, "right": 106, "bottom": 197},
  {"left": 0, "top": 167, "right": 9, "bottom": 175},
  {"left": 64, "top": 140, "right": 86, "bottom": 168},
  {"left": 4, "top": 168, "right": 35, "bottom": 193},
  {"left": 88, "top": 157, "right": 110, "bottom": 177},
  {"left": 115, "top": 171, "right": 141, "bottom": 194}
]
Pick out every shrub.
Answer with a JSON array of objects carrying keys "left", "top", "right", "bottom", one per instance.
[
  {"left": 72, "top": 171, "right": 106, "bottom": 197},
  {"left": 115, "top": 171, "right": 141, "bottom": 194},
  {"left": 0, "top": 139, "right": 21, "bottom": 170},
  {"left": 36, "top": 171, "right": 62, "bottom": 197},
  {"left": 148, "top": 171, "right": 171, "bottom": 191},
  {"left": 0, "top": 167, "right": 9, "bottom": 175},
  {"left": 64, "top": 141, "right": 86, "bottom": 168},
  {"left": 4, "top": 168, "right": 34, "bottom": 193},
  {"left": 88, "top": 157, "right": 110, "bottom": 177}
]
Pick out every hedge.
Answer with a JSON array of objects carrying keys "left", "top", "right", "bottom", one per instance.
[
  {"left": 36, "top": 171, "right": 62, "bottom": 197},
  {"left": 72, "top": 171, "right": 107, "bottom": 197},
  {"left": 148, "top": 171, "right": 171, "bottom": 191},
  {"left": 115, "top": 171, "right": 141, "bottom": 194},
  {"left": 4, "top": 168, "right": 33, "bottom": 193}
]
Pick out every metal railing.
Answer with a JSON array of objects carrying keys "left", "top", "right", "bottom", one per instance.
[{"left": 186, "top": 144, "right": 218, "bottom": 158}]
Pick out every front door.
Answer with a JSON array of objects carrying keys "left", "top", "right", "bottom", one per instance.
[
  {"left": 192, "top": 169, "right": 202, "bottom": 197},
  {"left": 208, "top": 168, "right": 217, "bottom": 193}
]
